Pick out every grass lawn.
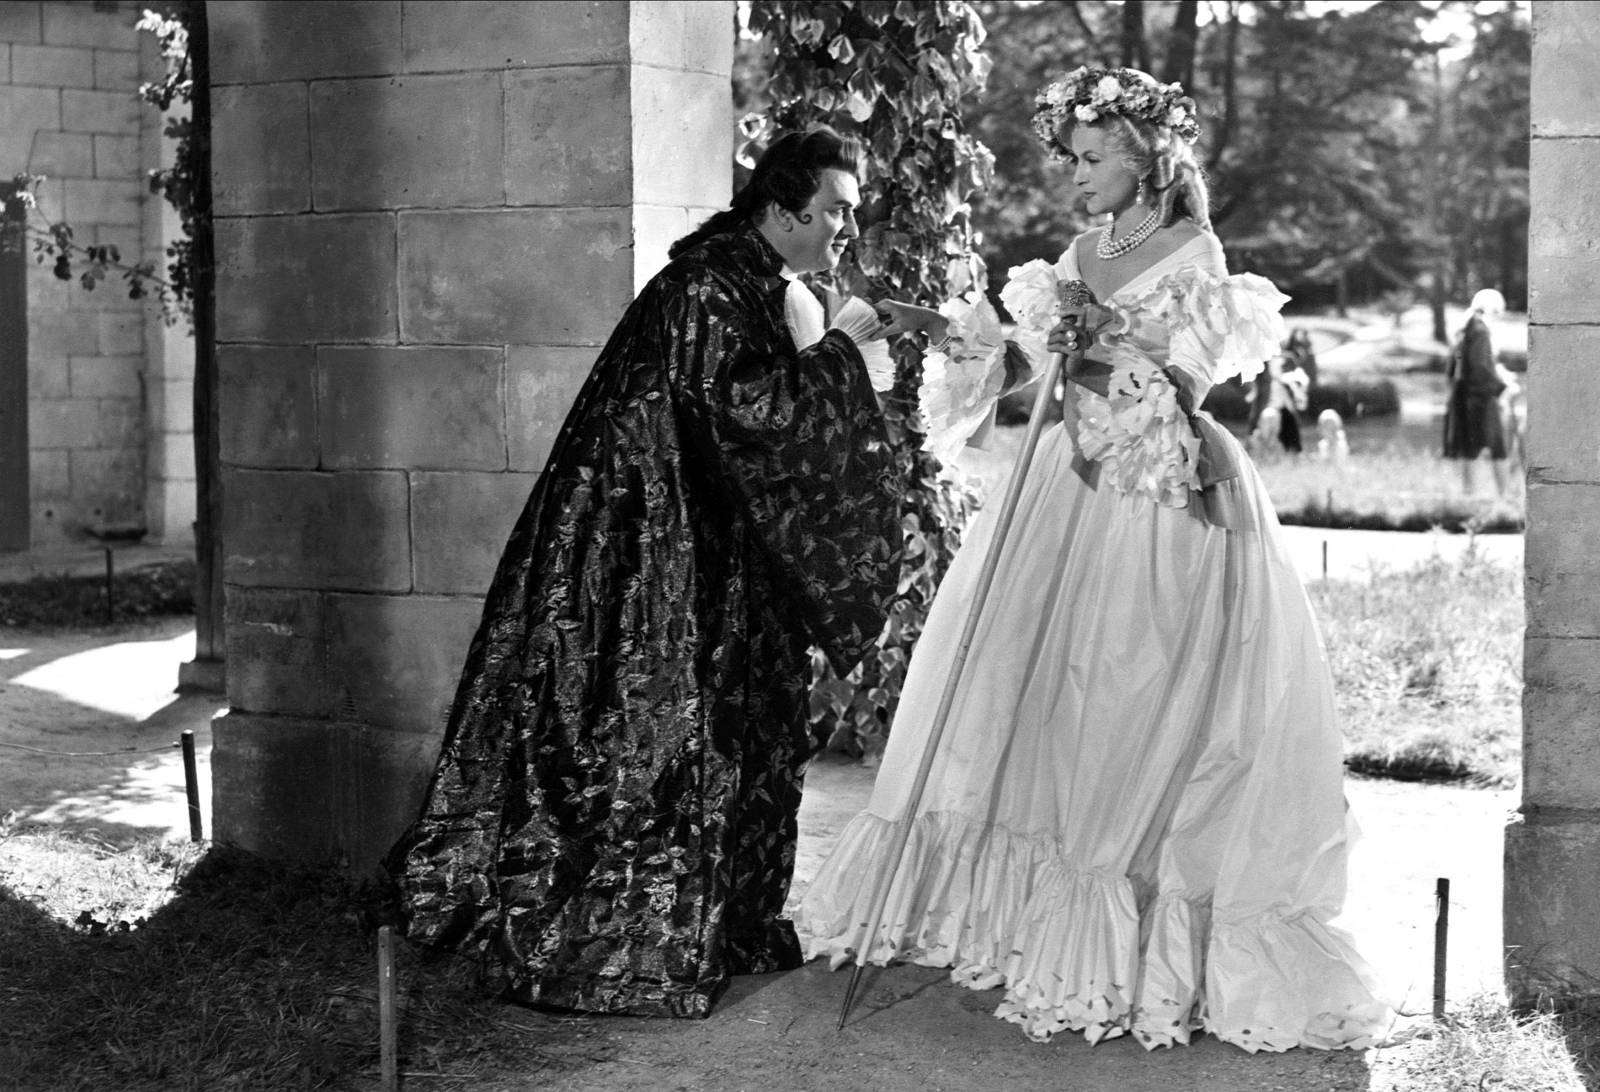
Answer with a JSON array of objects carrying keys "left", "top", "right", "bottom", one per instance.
[
  {"left": 1311, "top": 546, "right": 1521, "bottom": 787},
  {"left": 1256, "top": 444, "right": 1524, "bottom": 534}
]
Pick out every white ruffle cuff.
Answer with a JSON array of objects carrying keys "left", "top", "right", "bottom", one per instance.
[{"left": 917, "top": 292, "right": 1009, "bottom": 461}]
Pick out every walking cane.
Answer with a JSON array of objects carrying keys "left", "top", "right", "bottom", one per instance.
[{"left": 837, "top": 278, "right": 1091, "bottom": 1029}]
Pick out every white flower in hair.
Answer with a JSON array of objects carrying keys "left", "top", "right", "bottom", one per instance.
[{"left": 1031, "top": 65, "right": 1203, "bottom": 157}]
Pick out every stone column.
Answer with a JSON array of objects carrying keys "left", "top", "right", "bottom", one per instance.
[
  {"left": 207, "top": 0, "right": 731, "bottom": 869},
  {"left": 1506, "top": 0, "right": 1600, "bottom": 1006},
  {"left": 139, "top": 23, "right": 196, "bottom": 554},
  {"left": 139, "top": 24, "right": 196, "bottom": 549}
]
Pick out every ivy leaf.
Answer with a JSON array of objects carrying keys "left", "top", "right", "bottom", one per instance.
[{"left": 828, "top": 35, "right": 856, "bottom": 64}]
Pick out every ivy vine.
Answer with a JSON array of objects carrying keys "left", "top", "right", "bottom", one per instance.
[{"left": 741, "top": 0, "right": 995, "bottom": 757}]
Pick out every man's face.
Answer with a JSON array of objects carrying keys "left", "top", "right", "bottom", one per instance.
[{"left": 774, "top": 168, "right": 861, "bottom": 274}]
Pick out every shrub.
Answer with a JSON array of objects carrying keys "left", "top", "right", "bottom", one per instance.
[
  {"left": 1307, "top": 377, "right": 1401, "bottom": 420},
  {"left": 1203, "top": 376, "right": 1403, "bottom": 425},
  {"left": 0, "top": 559, "right": 195, "bottom": 629}
]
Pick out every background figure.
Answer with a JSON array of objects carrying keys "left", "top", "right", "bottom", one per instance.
[
  {"left": 387, "top": 129, "right": 906, "bottom": 1019},
  {"left": 1284, "top": 326, "right": 1319, "bottom": 389},
  {"left": 1250, "top": 403, "right": 1286, "bottom": 456},
  {"left": 1316, "top": 408, "right": 1350, "bottom": 464},
  {"left": 1497, "top": 362, "right": 1527, "bottom": 474},
  {"left": 1248, "top": 348, "right": 1307, "bottom": 455},
  {"left": 1442, "top": 288, "right": 1510, "bottom": 495}
]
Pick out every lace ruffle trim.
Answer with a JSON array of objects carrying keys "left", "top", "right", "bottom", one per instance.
[{"left": 796, "top": 809, "right": 1391, "bottom": 1054}]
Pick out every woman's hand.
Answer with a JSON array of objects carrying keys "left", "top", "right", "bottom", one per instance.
[
  {"left": 873, "top": 299, "right": 948, "bottom": 343},
  {"left": 1046, "top": 314, "right": 1089, "bottom": 369}
]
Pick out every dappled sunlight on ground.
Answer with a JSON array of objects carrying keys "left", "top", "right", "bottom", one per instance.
[
  {"left": 0, "top": 620, "right": 218, "bottom": 845},
  {"left": 8, "top": 628, "right": 196, "bottom": 720}
]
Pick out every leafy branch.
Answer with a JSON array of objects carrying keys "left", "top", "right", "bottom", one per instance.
[
  {"left": 3, "top": 172, "right": 180, "bottom": 318},
  {"left": 0, "top": 5, "right": 199, "bottom": 327}
]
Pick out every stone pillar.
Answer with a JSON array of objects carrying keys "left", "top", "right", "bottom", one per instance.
[
  {"left": 207, "top": 0, "right": 732, "bottom": 869},
  {"left": 1506, "top": 0, "right": 1600, "bottom": 1005},
  {"left": 139, "top": 29, "right": 196, "bottom": 548}
]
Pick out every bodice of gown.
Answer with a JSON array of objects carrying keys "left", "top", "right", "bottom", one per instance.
[{"left": 1059, "top": 232, "right": 1231, "bottom": 408}]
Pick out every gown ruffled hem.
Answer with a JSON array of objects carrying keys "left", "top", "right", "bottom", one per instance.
[{"left": 795, "top": 809, "right": 1392, "bottom": 1054}]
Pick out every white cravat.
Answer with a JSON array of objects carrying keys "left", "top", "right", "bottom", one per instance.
[
  {"left": 782, "top": 271, "right": 828, "bottom": 350},
  {"left": 781, "top": 269, "right": 895, "bottom": 393}
]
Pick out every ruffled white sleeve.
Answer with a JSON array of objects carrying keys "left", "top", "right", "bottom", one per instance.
[
  {"left": 1165, "top": 270, "right": 1291, "bottom": 399},
  {"left": 916, "top": 291, "right": 1009, "bottom": 461},
  {"left": 829, "top": 296, "right": 896, "bottom": 393}
]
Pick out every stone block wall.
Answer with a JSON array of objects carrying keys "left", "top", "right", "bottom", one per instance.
[
  {"left": 0, "top": 1, "right": 190, "bottom": 546},
  {"left": 1506, "top": 1, "right": 1600, "bottom": 1005},
  {"left": 209, "top": 0, "right": 732, "bottom": 869}
]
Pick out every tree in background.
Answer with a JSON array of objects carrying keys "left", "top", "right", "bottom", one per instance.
[
  {"left": 739, "top": 0, "right": 994, "bottom": 756},
  {"left": 1426, "top": 3, "right": 1530, "bottom": 327},
  {"left": 965, "top": 1, "right": 1526, "bottom": 326}
]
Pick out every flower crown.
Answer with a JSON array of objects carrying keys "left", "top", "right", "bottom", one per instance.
[{"left": 1031, "top": 66, "right": 1201, "bottom": 158}]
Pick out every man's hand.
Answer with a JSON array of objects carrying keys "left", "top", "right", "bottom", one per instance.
[{"left": 873, "top": 299, "right": 948, "bottom": 343}]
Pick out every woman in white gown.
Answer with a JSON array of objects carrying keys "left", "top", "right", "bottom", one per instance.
[{"left": 795, "top": 67, "right": 1392, "bottom": 1053}]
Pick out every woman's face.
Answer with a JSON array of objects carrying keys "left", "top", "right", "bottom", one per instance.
[{"left": 1065, "top": 126, "right": 1139, "bottom": 218}]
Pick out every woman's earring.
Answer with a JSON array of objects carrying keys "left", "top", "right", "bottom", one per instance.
[{"left": 1137, "top": 178, "right": 1147, "bottom": 206}]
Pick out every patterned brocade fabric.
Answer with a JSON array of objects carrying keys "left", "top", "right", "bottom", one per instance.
[{"left": 386, "top": 227, "right": 906, "bottom": 1018}]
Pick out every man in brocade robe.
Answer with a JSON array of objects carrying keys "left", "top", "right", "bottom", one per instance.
[{"left": 387, "top": 129, "right": 906, "bottom": 1018}]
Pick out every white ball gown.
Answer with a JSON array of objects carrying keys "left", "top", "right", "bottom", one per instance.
[{"left": 794, "top": 231, "right": 1394, "bottom": 1053}]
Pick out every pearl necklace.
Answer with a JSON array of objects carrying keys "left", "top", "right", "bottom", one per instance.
[{"left": 1096, "top": 207, "right": 1161, "bottom": 260}]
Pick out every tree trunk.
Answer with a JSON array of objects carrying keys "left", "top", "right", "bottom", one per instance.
[
  {"left": 1061, "top": 1, "right": 1107, "bottom": 64},
  {"left": 1431, "top": 268, "right": 1448, "bottom": 345},
  {"left": 1206, "top": 1, "right": 1241, "bottom": 174},
  {"left": 1120, "top": 0, "right": 1147, "bottom": 72},
  {"left": 1163, "top": 0, "right": 1198, "bottom": 89},
  {"left": 185, "top": 2, "right": 224, "bottom": 687}
]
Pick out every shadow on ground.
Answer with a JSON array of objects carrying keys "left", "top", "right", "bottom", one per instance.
[
  {"left": 0, "top": 843, "right": 1386, "bottom": 1092},
  {"left": 0, "top": 618, "right": 215, "bottom": 844}
]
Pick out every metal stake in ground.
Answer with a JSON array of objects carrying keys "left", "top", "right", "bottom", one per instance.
[
  {"left": 379, "top": 925, "right": 398, "bottom": 1092},
  {"left": 1433, "top": 876, "right": 1450, "bottom": 1021},
  {"left": 181, "top": 729, "right": 202, "bottom": 842},
  {"left": 836, "top": 281, "right": 1085, "bottom": 1030}
]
